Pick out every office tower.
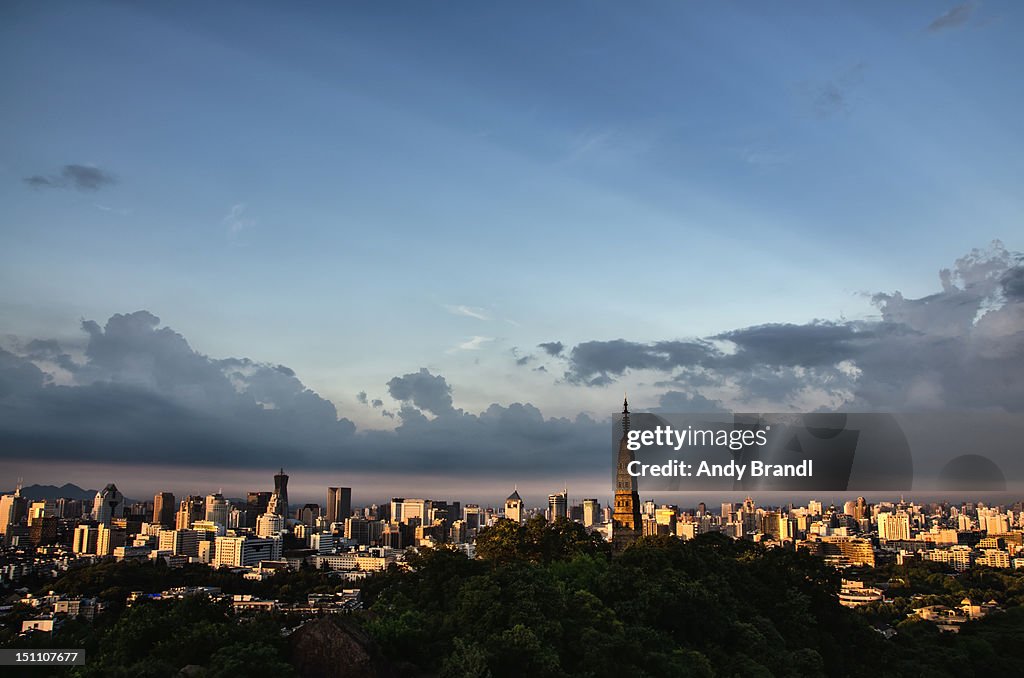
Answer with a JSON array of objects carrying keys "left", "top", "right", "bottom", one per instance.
[
  {"left": 158, "top": 529, "right": 200, "bottom": 557},
  {"left": 176, "top": 496, "right": 201, "bottom": 530},
  {"left": 391, "top": 498, "right": 431, "bottom": 525},
  {"left": 256, "top": 512, "right": 284, "bottom": 538},
  {"left": 96, "top": 524, "right": 126, "bottom": 556},
  {"left": 153, "top": 492, "right": 175, "bottom": 527},
  {"left": 808, "top": 500, "right": 823, "bottom": 516},
  {"left": 0, "top": 484, "right": 28, "bottom": 539},
  {"left": 854, "top": 497, "right": 868, "bottom": 522},
  {"left": 696, "top": 502, "right": 707, "bottom": 516},
  {"left": 612, "top": 397, "right": 642, "bottom": 550},
  {"left": 548, "top": 490, "right": 568, "bottom": 521},
  {"left": 326, "top": 487, "right": 352, "bottom": 524},
  {"left": 344, "top": 517, "right": 384, "bottom": 546},
  {"left": 204, "top": 493, "right": 229, "bottom": 527},
  {"left": 298, "top": 503, "right": 321, "bottom": 527},
  {"left": 721, "top": 502, "right": 734, "bottom": 520},
  {"left": 463, "top": 504, "right": 482, "bottom": 531},
  {"left": 214, "top": 535, "right": 282, "bottom": 568},
  {"left": 73, "top": 524, "right": 98, "bottom": 554},
  {"left": 268, "top": 468, "right": 289, "bottom": 518},
  {"left": 92, "top": 483, "right": 124, "bottom": 526},
  {"left": 247, "top": 491, "right": 271, "bottom": 514},
  {"left": 505, "top": 489, "right": 524, "bottom": 523},
  {"left": 582, "top": 498, "right": 601, "bottom": 527},
  {"left": 877, "top": 512, "right": 911, "bottom": 541}
]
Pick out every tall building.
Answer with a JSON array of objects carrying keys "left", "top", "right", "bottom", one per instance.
[
  {"left": 0, "top": 485, "right": 28, "bottom": 538},
  {"left": 176, "top": 496, "right": 203, "bottom": 530},
  {"left": 505, "top": 489, "right": 524, "bottom": 523},
  {"left": 205, "top": 493, "right": 229, "bottom": 527},
  {"left": 92, "top": 484, "right": 124, "bottom": 527},
  {"left": 548, "top": 490, "right": 568, "bottom": 521},
  {"left": 878, "top": 512, "right": 911, "bottom": 541},
  {"left": 268, "top": 469, "right": 289, "bottom": 518},
  {"left": 247, "top": 491, "right": 271, "bottom": 514},
  {"left": 582, "top": 498, "right": 601, "bottom": 527},
  {"left": 256, "top": 512, "right": 284, "bottom": 538},
  {"left": 391, "top": 498, "right": 431, "bottom": 525},
  {"left": 326, "top": 487, "right": 352, "bottom": 525},
  {"left": 153, "top": 492, "right": 175, "bottom": 528},
  {"left": 612, "top": 397, "right": 642, "bottom": 550}
]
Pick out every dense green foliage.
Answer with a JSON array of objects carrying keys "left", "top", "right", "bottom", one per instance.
[
  {"left": 363, "top": 521, "right": 1024, "bottom": 677},
  {"left": 3, "top": 522, "right": 1023, "bottom": 676}
]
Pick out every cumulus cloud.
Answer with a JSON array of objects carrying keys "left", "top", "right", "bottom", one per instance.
[
  {"left": 538, "top": 341, "right": 564, "bottom": 357},
  {"left": 928, "top": 4, "right": 973, "bottom": 32},
  {"left": 386, "top": 368, "right": 454, "bottom": 416},
  {"left": 562, "top": 242, "right": 1024, "bottom": 413},
  {"left": 23, "top": 164, "right": 116, "bottom": 191},
  {"left": 356, "top": 391, "right": 368, "bottom": 405}
]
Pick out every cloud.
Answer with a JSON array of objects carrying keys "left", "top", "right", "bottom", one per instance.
[
  {"left": 445, "top": 305, "right": 489, "bottom": 321},
  {"left": 0, "top": 311, "right": 356, "bottom": 470},
  {"left": 356, "top": 391, "right": 368, "bottom": 405},
  {"left": 386, "top": 368, "right": 454, "bottom": 416},
  {"left": 559, "top": 242, "right": 1024, "bottom": 413},
  {"left": 223, "top": 203, "right": 254, "bottom": 234},
  {"left": 23, "top": 164, "right": 116, "bottom": 191},
  {"left": 456, "top": 336, "right": 493, "bottom": 351},
  {"left": 799, "top": 63, "right": 866, "bottom": 119},
  {"left": 371, "top": 399, "right": 383, "bottom": 408},
  {"left": 928, "top": 4, "right": 973, "bottom": 32},
  {"left": 538, "top": 341, "right": 564, "bottom": 357}
]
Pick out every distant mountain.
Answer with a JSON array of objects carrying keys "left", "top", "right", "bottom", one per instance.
[{"left": 2, "top": 483, "right": 98, "bottom": 501}]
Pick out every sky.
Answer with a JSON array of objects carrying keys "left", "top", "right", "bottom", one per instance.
[{"left": 1, "top": 1, "right": 1022, "bottom": 505}]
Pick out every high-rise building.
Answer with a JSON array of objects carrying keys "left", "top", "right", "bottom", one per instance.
[
  {"left": 463, "top": 504, "right": 482, "bottom": 531},
  {"left": 96, "top": 524, "right": 126, "bottom": 556},
  {"left": 247, "top": 491, "right": 271, "bottom": 514},
  {"left": 326, "top": 487, "right": 352, "bottom": 524},
  {"left": 505, "top": 489, "right": 524, "bottom": 523},
  {"left": 153, "top": 492, "right": 175, "bottom": 527},
  {"left": 548, "top": 490, "right": 568, "bottom": 521},
  {"left": 877, "top": 512, "right": 911, "bottom": 541},
  {"left": 297, "top": 503, "right": 321, "bottom": 527},
  {"left": 213, "top": 535, "right": 282, "bottom": 568},
  {"left": 0, "top": 484, "right": 28, "bottom": 539},
  {"left": 205, "top": 493, "right": 229, "bottom": 527},
  {"left": 73, "top": 524, "right": 98, "bottom": 554},
  {"left": 176, "top": 496, "right": 203, "bottom": 530},
  {"left": 256, "top": 512, "right": 284, "bottom": 538},
  {"left": 612, "top": 397, "right": 642, "bottom": 550},
  {"left": 582, "top": 498, "right": 601, "bottom": 527},
  {"left": 92, "top": 483, "right": 124, "bottom": 526},
  {"left": 391, "top": 498, "right": 431, "bottom": 525},
  {"left": 158, "top": 529, "right": 199, "bottom": 557},
  {"left": 268, "top": 468, "right": 289, "bottom": 518}
]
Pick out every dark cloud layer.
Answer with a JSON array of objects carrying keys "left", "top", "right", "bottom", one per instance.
[
  {"left": 1, "top": 244, "right": 1021, "bottom": 481},
  {"left": 0, "top": 312, "right": 602, "bottom": 477},
  {"left": 23, "top": 164, "right": 116, "bottom": 191},
  {"left": 563, "top": 243, "right": 1024, "bottom": 412}
]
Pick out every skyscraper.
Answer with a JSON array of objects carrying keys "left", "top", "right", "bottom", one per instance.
[
  {"left": 153, "top": 492, "right": 175, "bottom": 528},
  {"left": 326, "top": 487, "right": 352, "bottom": 525},
  {"left": 612, "top": 397, "right": 642, "bottom": 550},
  {"left": 205, "top": 493, "right": 229, "bottom": 527},
  {"left": 582, "top": 498, "right": 601, "bottom": 527},
  {"left": 268, "top": 468, "right": 289, "bottom": 518},
  {"left": 548, "top": 490, "right": 568, "bottom": 521},
  {"left": 92, "top": 483, "right": 124, "bottom": 527}
]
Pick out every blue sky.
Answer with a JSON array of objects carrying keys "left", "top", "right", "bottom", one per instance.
[{"left": 1, "top": 2, "right": 1023, "bottom": 501}]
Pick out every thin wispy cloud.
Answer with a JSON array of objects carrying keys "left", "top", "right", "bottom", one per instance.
[
  {"left": 456, "top": 335, "right": 494, "bottom": 351},
  {"left": 445, "top": 304, "right": 489, "bottom": 321},
  {"left": 928, "top": 4, "right": 973, "bottom": 32},
  {"left": 223, "top": 203, "right": 254, "bottom": 234},
  {"left": 23, "top": 164, "right": 116, "bottom": 191},
  {"left": 94, "top": 203, "right": 132, "bottom": 216}
]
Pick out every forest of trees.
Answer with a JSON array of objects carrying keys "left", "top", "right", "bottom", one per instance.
[{"left": 2, "top": 517, "right": 1023, "bottom": 677}]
